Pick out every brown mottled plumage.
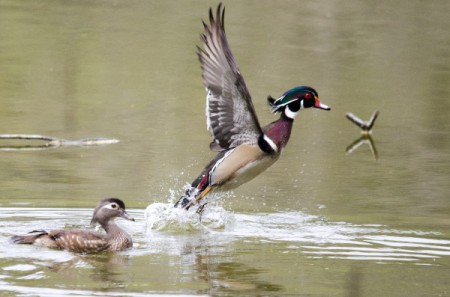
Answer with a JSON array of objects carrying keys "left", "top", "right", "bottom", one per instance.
[{"left": 11, "top": 198, "right": 134, "bottom": 253}]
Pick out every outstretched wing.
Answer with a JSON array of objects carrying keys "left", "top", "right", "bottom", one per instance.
[{"left": 197, "top": 4, "right": 263, "bottom": 151}]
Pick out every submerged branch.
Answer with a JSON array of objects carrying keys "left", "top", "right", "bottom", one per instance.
[
  {"left": 0, "top": 134, "right": 119, "bottom": 151},
  {"left": 0, "top": 134, "right": 58, "bottom": 142}
]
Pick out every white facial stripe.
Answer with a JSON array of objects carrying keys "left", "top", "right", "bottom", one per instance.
[
  {"left": 263, "top": 135, "right": 278, "bottom": 152},
  {"left": 284, "top": 105, "right": 298, "bottom": 119},
  {"left": 275, "top": 98, "right": 296, "bottom": 106}
]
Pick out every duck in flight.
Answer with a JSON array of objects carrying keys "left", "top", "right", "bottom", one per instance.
[{"left": 175, "top": 4, "right": 330, "bottom": 213}]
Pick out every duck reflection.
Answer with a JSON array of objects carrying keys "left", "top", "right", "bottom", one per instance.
[
  {"left": 48, "top": 253, "right": 131, "bottom": 286},
  {"left": 347, "top": 264, "right": 363, "bottom": 297},
  {"left": 192, "top": 253, "right": 284, "bottom": 295},
  {"left": 152, "top": 232, "right": 284, "bottom": 295}
]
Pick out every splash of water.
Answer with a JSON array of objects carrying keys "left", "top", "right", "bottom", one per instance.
[{"left": 144, "top": 202, "right": 235, "bottom": 232}]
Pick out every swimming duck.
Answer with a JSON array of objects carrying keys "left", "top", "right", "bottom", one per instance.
[
  {"left": 11, "top": 198, "right": 134, "bottom": 253},
  {"left": 174, "top": 4, "right": 330, "bottom": 212}
]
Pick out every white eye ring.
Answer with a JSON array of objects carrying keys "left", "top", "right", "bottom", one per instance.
[{"left": 104, "top": 203, "right": 118, "bottom": 209}]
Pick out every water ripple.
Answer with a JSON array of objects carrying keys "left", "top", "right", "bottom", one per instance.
[
  {"left": 145, "top": 203, "right": 450, "bottom": 264},
  {"left": 1, "top": 206, "right": 448, "bottom": 267}
]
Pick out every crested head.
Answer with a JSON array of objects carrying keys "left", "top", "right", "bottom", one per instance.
[
  {"left": 100, "top": 198, "right": 126, "bottom": 210},
  {"left": 91, "top": 198, "right": 134, "bottom": 226},
  {"left": 268, "top": 86, "right": 330, "bottom": 119}
]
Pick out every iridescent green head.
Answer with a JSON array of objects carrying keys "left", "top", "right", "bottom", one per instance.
[{"left": 268, "top": 86, "right": 330, "bottom": 118}]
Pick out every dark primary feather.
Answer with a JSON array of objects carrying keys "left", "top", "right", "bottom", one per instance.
[
  {"left": 10, "top": 230, "right": 47, "bottom": 244},
  {"left": 197, "top": 3, "right": 263, "bottom": 151}
]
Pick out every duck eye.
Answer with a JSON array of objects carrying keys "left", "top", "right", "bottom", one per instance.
[
  {"left": 111, "top": 203, "right": 118, "bottom": 209},
  {"left": 304, "top": 93, "right": 312, "bottom": 100}
]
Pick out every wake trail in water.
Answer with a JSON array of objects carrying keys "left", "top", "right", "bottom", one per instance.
[{"left": 144, "top": 202, "right": 450, "bottom": 264}]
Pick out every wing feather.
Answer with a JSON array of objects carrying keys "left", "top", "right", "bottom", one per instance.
[{"left": 197, "top": 4, "right": 262, "bottom": 151}]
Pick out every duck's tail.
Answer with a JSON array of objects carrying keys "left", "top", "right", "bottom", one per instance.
[
  {"left": 174, "top": 173, "right": 212, "bottom": 211},
  {"left": 11, "top": 230, "right": 48, "bottom": 244},
  {"left": 174, "top": 186, "right": 198, "bottom": 209}
]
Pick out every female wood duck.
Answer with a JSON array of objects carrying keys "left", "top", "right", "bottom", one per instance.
[
  {"left": 174, "top": 4, "right": 330, "bottom": 212},
  {"left": 11, "top": 198, "right": 134, "bottom": 253}
]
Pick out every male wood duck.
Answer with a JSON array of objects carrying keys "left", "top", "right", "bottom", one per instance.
[
  {"left": 174, "top": 4, "right": 330, "bottom": 212},
  {"left": 11, "top": 198, "right": 134, "bottom": 253}
]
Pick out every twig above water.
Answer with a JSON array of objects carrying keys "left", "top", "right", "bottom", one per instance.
[
  {"left": 345, "top": 110, "right": 380, "bottom": 160},
  {"left": 346, "top": 110, "right": 379, "bottom": 134}
]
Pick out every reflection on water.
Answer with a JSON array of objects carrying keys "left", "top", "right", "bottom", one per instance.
[{"left": 346, "top": 134, "right": 378, "bottom": 160}]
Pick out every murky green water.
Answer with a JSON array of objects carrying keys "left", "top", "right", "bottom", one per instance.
[{"left": 1, "top": 0, "right": 449, "bottom": 296}]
